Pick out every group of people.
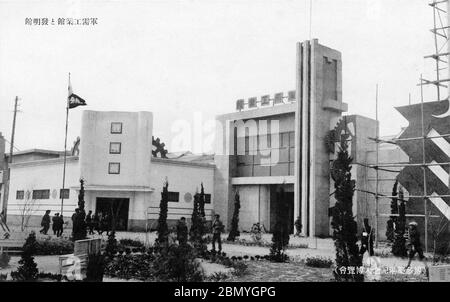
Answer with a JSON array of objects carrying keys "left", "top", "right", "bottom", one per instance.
[
  {"left": 39, "top": 210, "right": 65, "bottom": 236},
  {"left": 85, "top": 210, "right": 114, "bottom": 235},
  {"left": 70, "top": 209, "right": 116, "bottom": 236},
  {"left": 175, "top": 214, "right": 225, "bottom": 252},
  {"left": 359, "top": 218, "right": 428, "bottom": 271},
  {"left": 38, "top": 209, "right": 116, "bottom": 238}
]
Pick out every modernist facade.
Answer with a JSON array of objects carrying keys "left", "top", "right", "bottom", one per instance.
[
  {"left": 214, "top": 39, "right": 378, "bottom": 237},
  {"left": 0, "top": 39, "right": 397, "bottom": 238},
  {"left": 1, "top": 111, "right": 215, "bottom": 231}
]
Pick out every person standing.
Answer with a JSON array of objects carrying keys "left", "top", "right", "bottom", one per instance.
[
  {"left": 212, "top": 214, "right": 224, "bottom": 253},
  {"left": 40, "top": 210, "right": 51, "bottom": 235},
  {"left": 405, "top": 221, "right": 428, "bottom": 272},
  {"left": 86, "top": 210, "right": 94, "bottom": 235},
  {"left": 56, "top": 214, "right": 64, "bottom": 237},
  {"left": 52, "top": 213, "right": 60, "bottom": 235},
  {"left": 176, "top": 217, "right": 188, "bottom": 244}
]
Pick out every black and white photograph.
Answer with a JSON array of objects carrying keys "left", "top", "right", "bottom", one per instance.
[{"left": 0, "top": 0, "right": 450, "bottom": 291}]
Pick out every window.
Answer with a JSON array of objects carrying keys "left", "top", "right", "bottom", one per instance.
[
  {"left": 60, "top": 189, "right": 70, "bottom": 199},
  {"left": 109, "top": 142, "right": 122, "bottom": 154},
  {"left": 168, "top": 191, "right": 179, "bottom": 202},
  {"left": 16, "top": 190, "right": 24, "bottom": 200},
  {"left": 204, "top": 194, "right": 211, "bottom": 204},
  {"left": 236, "top": 130, "right": 295, "bottom": 177},
  {"left": 111, "top": 122, "right": 122, "bottom": 134},
  {"left": 108, "top": 162, "right": 120, "bottom": 174},
  {"left": 32, "top": 189, "right": 50, "bottom": 199}
]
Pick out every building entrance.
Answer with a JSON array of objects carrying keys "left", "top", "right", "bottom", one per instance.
[{"left": 96, "top": 197, "right": 129, "bottom": 231}]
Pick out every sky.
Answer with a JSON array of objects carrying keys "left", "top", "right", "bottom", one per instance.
[{"left": 0, "top": 0, "right": 446, "bottom": 154}]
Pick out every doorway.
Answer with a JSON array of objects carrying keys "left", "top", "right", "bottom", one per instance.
[{"left": 96, "top": 198, "right": 130, "bottom": 231}]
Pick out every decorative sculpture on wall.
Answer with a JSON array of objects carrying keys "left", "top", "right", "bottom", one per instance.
[
  {"left": 152, "top": 136, "right": 168, "bottom": 158},
  {"left": 326, "top": 117, "right": 355, "bottom": 158},
  {"left": 71, "top": 136, "right": 81, "bottom": 156}
]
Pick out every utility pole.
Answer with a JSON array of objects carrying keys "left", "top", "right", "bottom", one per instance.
[
  {"left": 9, "top": 96, "right": 19, "bottom": 164},
  {"left": 2, "top": 96, "right": 19, "bottom": 218}
]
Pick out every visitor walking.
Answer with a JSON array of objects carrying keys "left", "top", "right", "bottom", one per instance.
[
  {"left": 212, "top": 214, "right": 224, "bottom": 253},
  {"left": 405, "top": 221, "right": 428, "bottom": 273},
  {"left": 360, "top": 218, "right": 374, "bottom": 256},
  {"left": 40, "top": 210, "right": 51, "bottom": 235},
  {"left": 0, "top": 209, "right": 10, "bottom": 239},
  {"left": 52, "top": 213, "right": 60, "bottom": 235},
  {"left": 176, "top": 217, "right": 188, "bottom": 244},
  {"left": 56, "top": 214, "right": 64, "bottom": 237}
]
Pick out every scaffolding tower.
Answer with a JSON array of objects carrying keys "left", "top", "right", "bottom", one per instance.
[{"left": 368, "top": 0, "right": 450, "bottom": 253}]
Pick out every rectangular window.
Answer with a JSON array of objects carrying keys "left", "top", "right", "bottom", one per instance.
[
  {"left": 60, "top": 189, "right": 70, "bottom": 199},
  {"left": 204, "top": 194, "right": 211, "bottom": 204},
  {"left": 111, "top": 122, "right": 123, "bottom": 134},
  {"left": 109, "top": 142, "right": 122, "bottom": 154},
  {"left": 167, "top": 191, "right": 179, "bottom": 202},
  {"left": 32, "top": 189, "right": 50, "bottom": 199},
  {"left": 16, "top": 190, "right": 24, "bottom": 200},
  {"left": 108, "top": 162, "right": 120, "bottom": 174}
]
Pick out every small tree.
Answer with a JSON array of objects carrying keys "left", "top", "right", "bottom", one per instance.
[
  {"left": 269, "top": 186, "right": 289, "bottom": 262},
  {"left": 227, "top": 190, "right": 241, "bottom": 241},
  {"left": 156, "top": 178, "right": 169, "bottom": 248},
  {"left": 199, "top": 183, "right": 206, "bottom": 218},
  {"left": 392, "top": 186, "right": 408, "bottom": 257},
  {"left": 189, "top": 188, "right": 207, "bottom": 256},
  {"left": 11, "top": 232, "right": 39, "bottom": 281},
  {"left": 17, "top": 196, "right": 37, "bottom": 232},
  {"left": 72, "top": 179, "right": 87, "bottom": 241},
  {"left": 330, "top": 140, "right": 363, "bottom": 282},
  {"left": 386, "top": 180, "right": 399, "bottom": 242}
]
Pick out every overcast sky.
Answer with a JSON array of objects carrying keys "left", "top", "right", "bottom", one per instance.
[{"left": 0, "top": 0, "right": 445, "bottom": 153}]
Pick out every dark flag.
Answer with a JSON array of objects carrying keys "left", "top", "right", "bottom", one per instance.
[{"left": 68, "top": 79, "right": 87, "bottom": 109}]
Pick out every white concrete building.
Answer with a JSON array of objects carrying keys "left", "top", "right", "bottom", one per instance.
[{"left": 3, "top": 110, "right": 215, "bottom": 231}]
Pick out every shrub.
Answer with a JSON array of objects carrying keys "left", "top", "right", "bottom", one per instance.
[
  {"left": 105, "top": 231, "right": 118, "bottom": 258},
  {"left": 227, "top": 191, "right": 241, "bottom": 241},
  {"left": 189, "top": 189, "right": 207, "bottom": 256},
  {"left": 118, "top": 238, "right": 145, "bottom": 249},
  {"left": 35, "top": 238, "right": 74, "bottom": 255},
  {"left": 207, "top": 272, "right": 230, "bottom": 281},
  {"left": 153, "top": 243, "right": 204, "bottom": 282},
  {"left": 11, "top": 232, "right": 39, "bottom": 281},
  {"left": 0, "top": 253, "right": 11, "bottom": 268},
  {"left": 105, "top": 253, "right": 155, "bottom": 281},
  {"left": 305, "top": 256, "right": 334, "bottom": 268},
  {"left": 156, "top": 180, "right": 169, "bottom": 247},
  {"left": 230, "top": 261, "right": 248, "bottom": 277},
  {"left": 36, "top": 272, "right": 66, "bottom": 282},
  {"left": 330, "top": 139, "right": 363, "bottom": 282},
  {"left": 269, "top": 187, "right": 290, "bottom": 263}
]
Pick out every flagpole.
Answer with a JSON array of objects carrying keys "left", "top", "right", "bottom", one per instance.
[{"left": 61, "top": 73, "right": 70, "bottom": 216}]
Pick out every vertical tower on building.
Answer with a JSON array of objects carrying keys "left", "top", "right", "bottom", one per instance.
[{"left": 294, "top": 39, "right": 347, "bottom": 237}]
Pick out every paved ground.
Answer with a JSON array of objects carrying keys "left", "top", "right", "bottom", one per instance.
[{"left": 0, "top": 230, "right": 433, "bottom": 282}]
